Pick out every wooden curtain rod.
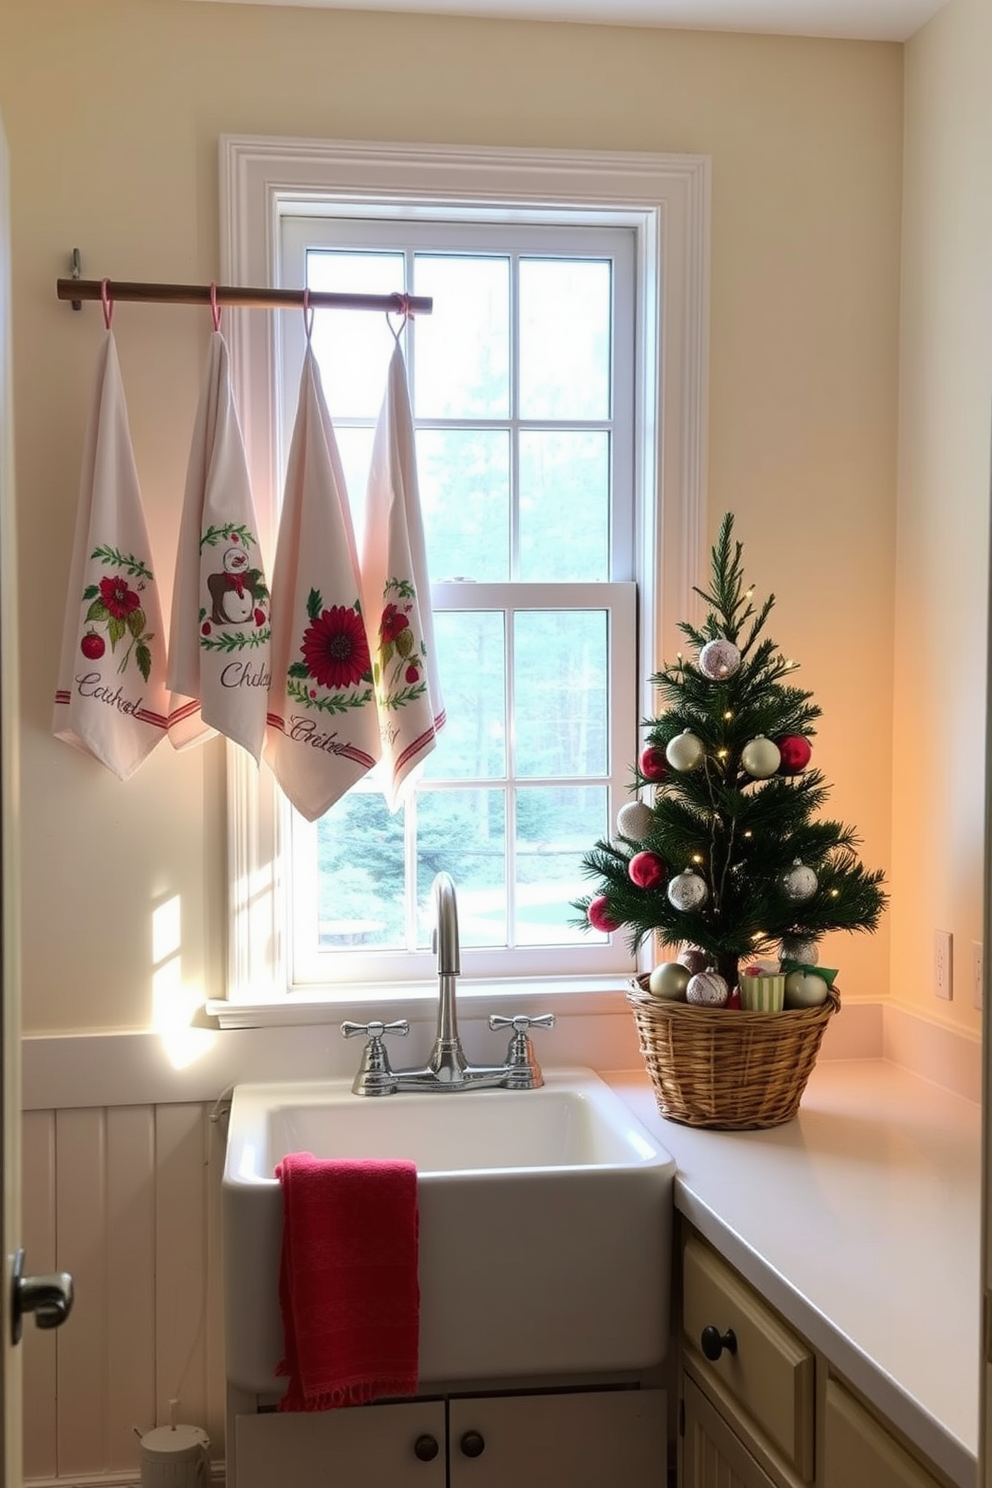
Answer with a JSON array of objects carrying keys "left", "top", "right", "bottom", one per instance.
[{"left": 56, "top": 278, "right": 433, "bottom": 315}]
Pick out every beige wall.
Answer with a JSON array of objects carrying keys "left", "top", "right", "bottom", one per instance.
[
  {"left": 893, "top": 0, "right": 992, "bottom": 1036},
  {"left": 0, "top": 0, "right": 901, "bottom": 1033}
]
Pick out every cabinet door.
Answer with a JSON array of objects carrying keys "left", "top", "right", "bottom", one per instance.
[
  {"left": 449, "top": 1387, "right": 666, "bottom": 1488},
  {"left": 682, "top": 1375, "right": 777, "bottom": 1488},
  {"left": 235, "top": 1399, "right": 446, "bottom": 1488},
  {"left": 823, "top": 1379, "right": 945, "bottom": 1488}
]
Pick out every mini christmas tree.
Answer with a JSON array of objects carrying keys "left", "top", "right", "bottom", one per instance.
[{"left": 577, "top": 513, "right": 886, "bottom": 1000}]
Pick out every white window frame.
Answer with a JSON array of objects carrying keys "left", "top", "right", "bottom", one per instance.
[{"left": 212, "top": 135, "right": 709, "bottom": 1028}]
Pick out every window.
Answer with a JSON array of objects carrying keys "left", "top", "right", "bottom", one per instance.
[{"left": 215, "top": 137, "right": 708, "bottom": 1024}]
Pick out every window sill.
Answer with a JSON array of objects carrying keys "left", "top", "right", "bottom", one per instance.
[{"left": 205, "top": 974, "right": 639, "bottom": 1030}]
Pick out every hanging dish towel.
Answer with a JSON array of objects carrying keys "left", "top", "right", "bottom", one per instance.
[
  {"left": 52, "top": 332, "right": 169, "bottom": 779},
  {"left": 264, "top": 344, "right": 381, "bottom": 820},
  {"left": 275, "top": 1152, "right": 420, "bottom": 1412},
  {"left": 361, "top": 339, "right": 445, "bottom": 810},
  {"left": 167, "top": 329, "right": 271, "bottom": 760}
]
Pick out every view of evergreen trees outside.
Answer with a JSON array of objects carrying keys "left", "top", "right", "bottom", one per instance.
[{"left": 301, "top": 241, "right": 623, "bottom": 957}]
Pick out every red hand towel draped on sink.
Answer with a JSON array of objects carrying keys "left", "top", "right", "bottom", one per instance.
[{"left": 275, "top": 1152, "right": 420, "bottom": 1411}]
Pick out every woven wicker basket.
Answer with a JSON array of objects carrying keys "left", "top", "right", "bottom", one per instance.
[{"left": 627, "top": 975, "right": 840, "bottom": 1130}]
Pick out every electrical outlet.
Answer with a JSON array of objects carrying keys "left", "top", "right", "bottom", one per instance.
[
  {"left": 973, "top": 941, "right": 984, "bottom": 1011},
  {"left": 934, "top": 929, "right": 953, "bottom": 1001}
]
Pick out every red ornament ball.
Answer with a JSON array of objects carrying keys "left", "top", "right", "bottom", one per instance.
[
  {"left": 639, "top": 745, "right": 669, "bottom": 783},
  {"left": 777, "top": 734, "right": 812, "bottom": 773},
  {"left": 587, "top": 896, "right": 621, "bottom": 934},
  {"left": 628, "top": 851, "right": 668, "bottom": 890},
  {"left": 80, "top": 630, "right": 105, "bottom": 661}
]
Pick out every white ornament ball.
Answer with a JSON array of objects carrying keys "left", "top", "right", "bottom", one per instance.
[
  {"left": 784, "top": 970, "right": 829, "bottom": 1009},
  {"left": 781, "top": 859, "right": 819, "bottom": 902},
  {"left": 781, "top": 936, "right": 819, "bottom": 965},
  {"left": 741, "top": 735, "right": 782, "bottom": 780},
  {"left": 698, "top": 638, "right": 741, "bottom": 681},
  {"left": 686, "top": 971, "right": 730, "bottom": 1007},
  {"left": 667, "top": 868, "right": 709, "bottom": 912},
  {"left": 665, "top": 730, "right": 705, "bottom": 772},
  {"left": 648, "top": 961, "right": 691, "bottom": 1000},
  {"left": 616, "top": 801, "right": 654, "bottom": 841}
]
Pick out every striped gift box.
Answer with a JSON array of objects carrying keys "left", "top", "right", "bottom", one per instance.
[{"left": 739, "top": 972, "right": 786, "bottom": 1012}]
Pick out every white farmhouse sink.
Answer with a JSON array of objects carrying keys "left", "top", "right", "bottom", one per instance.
[{"left": 223, "top": 1068, "right": 676, "bottom": 1393}]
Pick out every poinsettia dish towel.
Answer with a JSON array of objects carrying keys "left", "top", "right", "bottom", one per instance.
[
  {"left": 167, "top": 326, "right": 271, "bottom": 761},
  {"left": 264, "top": 341, "right": 381, "bottom": 820},
  {"left": 53, "top": 330, "right": 169, "bottom": 780},
  {"left": 361, "top": 338, "right": 445, "bottom": 810},
  {"left": 275, "top": 1152, "right": 420, "bottom": 1412}
]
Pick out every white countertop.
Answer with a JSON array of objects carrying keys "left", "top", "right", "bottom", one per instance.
[{"left": 604, "top": 1059, "right": 982, "bottom": 1488}]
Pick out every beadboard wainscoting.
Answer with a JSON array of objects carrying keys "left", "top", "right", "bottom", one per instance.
[{"left": 21, "top": 1100, "right": 227, "bottom": 1484}]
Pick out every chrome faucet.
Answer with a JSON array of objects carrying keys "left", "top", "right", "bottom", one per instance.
[{"left": 341, "top": 871, "right": 555, "bottom": 1096}]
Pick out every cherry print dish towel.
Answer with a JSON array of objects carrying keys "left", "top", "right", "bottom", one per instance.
[
  {"left": 53, "top": 332, "right": 169, "bottom": 779},
  {"left": 361, "top": 340, "right": 445, "bottom": 810},
  {"left": 167, "top": 330, "right": 271, "bottom": 761},
  {"left": 264, "top": 344, "right": 381, "bottom": 821}
]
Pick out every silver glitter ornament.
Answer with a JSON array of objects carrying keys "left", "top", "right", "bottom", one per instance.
[
  {"left": 781, "top": 859, "right": 818, "bottom": 902},
  {"left": 781, "top": 935, "right": 819, "bottom": 965},
  {"left": 667, "top": 868, "right": 709, "bottom": 912},
  {"left": 698, "top": 638, "right": 741, "bottom": 681}
]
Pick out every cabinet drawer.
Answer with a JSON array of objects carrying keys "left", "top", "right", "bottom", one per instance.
[
  {"left": 823, "top": 1379, "right": 945, "bottom": 1488},
  {"left": 682, "top": 1235, "right": 815, "bottom": 1480}
]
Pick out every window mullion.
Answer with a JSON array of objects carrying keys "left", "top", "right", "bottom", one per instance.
[{"left": 505, "top": 607, "right": 517, "bottom": 949}]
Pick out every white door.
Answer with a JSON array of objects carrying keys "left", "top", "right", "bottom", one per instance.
[
  {"left": 0, "top": 100, "right": 22, "bottom": 1488},
  {"left": 0, "top": 105, "right": 73, "bottom": 1488}
]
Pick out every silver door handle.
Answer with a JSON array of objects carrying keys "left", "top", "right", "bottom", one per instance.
[{"left": 10, "top": 1247, "right": 74, "bottom": 1345}]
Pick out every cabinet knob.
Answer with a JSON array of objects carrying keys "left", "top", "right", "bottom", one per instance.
[
  {"left": 701, "top": 1324, "right": 738, "bottom": 1361},
  {"left": 413, "top": 1434, "right": 439, "bottom": 1462},
  {"left": 459, "top": 1430, "right": 486, "bottom": 1458}
]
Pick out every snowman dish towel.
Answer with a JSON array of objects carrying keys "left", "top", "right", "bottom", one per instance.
[
  {"left": 167, "top": 329, "right": 271, "bottom": 761},
  {"left": 361, "top": 339, "right": 445, "bottom": 810},
  {"left": 263, "top": 342, "right": 381, "bottom": 821},
  {"left": 53, "top": 331, "right": 169, "bottom": 780}
]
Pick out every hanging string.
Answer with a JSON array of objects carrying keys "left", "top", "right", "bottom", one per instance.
[
  {"left": 386, "top": 291, "right": 414, "bottom": 344},
  {"left": 100, "top": 278, "right": 114, "bottom": 331},
  {"left": 210, "top": 282, "right": 221, "bottom": 333},
  {"left": 303, "top": 286, "right": 314, "bottom": 343}
]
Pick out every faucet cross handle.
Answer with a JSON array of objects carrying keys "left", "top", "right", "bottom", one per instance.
[
  {"left": 341, "top": 1019, "right": 410, "bottom": 1041},
  {"left": 488, "top": 1013, "right": 556, "bottom": 1089},
  {"left": 488, "top": 1013, "right": 556, "bottom": 1034},
  {"left": 340, "top": 1020, "right": 410, "bottom": 1097}
]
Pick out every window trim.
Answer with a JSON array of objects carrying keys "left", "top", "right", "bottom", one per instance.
[{"left": 212, "top": 135, "right": 710, "bottom": 1025}]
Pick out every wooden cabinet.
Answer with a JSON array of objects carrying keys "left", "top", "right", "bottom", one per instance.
[
  {"left": 682, "top": 1374, "right": 778, "bottom": 1488},
  {"left": 678, "top": 1225, "right": 952, "bottom": 1488},
  {"left": 822, "top": 1379, "right": 945, "bottom": 1488},
  {"left": 234, "top": 1384, "right": 666, "bottom": 1488}
]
